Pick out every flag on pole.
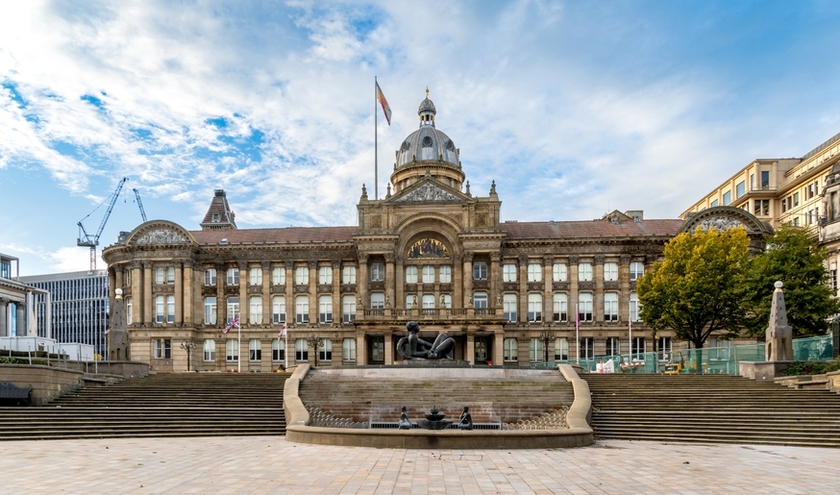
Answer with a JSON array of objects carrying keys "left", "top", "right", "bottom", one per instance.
[
  {"left": 375, "top": 80, "right": 392, "bottom": 125},
  {"left": 279, "top": 323, "right": 287, "bottom": 338},
  {"left": 224, "top": 317, "right": 240, "bottom": 334}
]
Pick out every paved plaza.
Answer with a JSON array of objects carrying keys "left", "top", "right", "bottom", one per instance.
[{"left": 2, "top": 436, "right": 836, "bottom": 494}]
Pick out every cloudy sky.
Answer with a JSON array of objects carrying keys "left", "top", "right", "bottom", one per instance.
[{"left": 2, "top": 0, "right": 840, "bottom": 276}]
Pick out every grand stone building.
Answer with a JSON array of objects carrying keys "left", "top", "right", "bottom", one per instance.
[{"left": 102, "top": 94, "right": 689, "bottom": 372}]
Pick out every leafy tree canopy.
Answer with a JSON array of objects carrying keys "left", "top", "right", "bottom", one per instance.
[
  {"left": 637, "top": 227, "right": 751, "bottom": 349},
  {"left": 741, "top": 226, "right": 840, "bottom": 337}
]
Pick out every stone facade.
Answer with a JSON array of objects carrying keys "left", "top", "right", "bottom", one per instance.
[{"left": 102, "top": 94, "right": 691, "bottom": 373}]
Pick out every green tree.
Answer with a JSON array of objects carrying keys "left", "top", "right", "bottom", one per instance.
[
  {"left": 741, "top": 226, "right": 840, "bottom": 337},
  {"left": 637, "top": 227, "right": 751, "bottom": 350}
]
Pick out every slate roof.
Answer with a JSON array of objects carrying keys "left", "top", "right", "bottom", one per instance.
[
  {"left": 502, "top": 219, "right": 685, "bottom": 240},
  {"left": 190, "top": 226, "right": 357, "bottom": 245}
]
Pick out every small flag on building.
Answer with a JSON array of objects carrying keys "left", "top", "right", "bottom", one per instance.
[
  {"left": 224, "top": 317, "right": 240, "bottom": 334},
  {"left": 376, "top": 80, "right": 392, "bottom": 125},
  {"left": 279, "top": 323, "right": 287, "bottom": 338}
]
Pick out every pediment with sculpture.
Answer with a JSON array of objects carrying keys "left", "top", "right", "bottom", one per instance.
[{"left": 125, "top": 221, "right": 197, "bottom": 246}]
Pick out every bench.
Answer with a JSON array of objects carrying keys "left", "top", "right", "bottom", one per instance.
[{"left": 0, "top": 382, "right": 33, "bottom": 406}]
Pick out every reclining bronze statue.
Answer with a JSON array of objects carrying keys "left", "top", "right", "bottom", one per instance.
[{"left": 397, "top": 321, "right": 455, "bottom": 360}]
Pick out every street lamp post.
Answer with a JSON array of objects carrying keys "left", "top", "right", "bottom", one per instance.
[
  {"left": 539, "top": 331, "right": 556, "bottom": 369},
  {"left": 180, "top": 341, "right": 198, "bottom": 372},
  {"left": 306, "top": 335, "right": 324, "bottom": 367}
]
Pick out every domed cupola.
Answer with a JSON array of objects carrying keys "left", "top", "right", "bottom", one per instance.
[{"left": 391, "top": 89, "right": 465, "bottom": 194}]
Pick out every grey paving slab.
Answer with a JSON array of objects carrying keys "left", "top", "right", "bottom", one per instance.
[{"left": 0, "top": 436, "right": 836, "bottom": 494}]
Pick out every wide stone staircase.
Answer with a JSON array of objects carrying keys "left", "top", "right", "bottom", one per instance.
[
  {"left": 584, "top": 374, "right": 840, "bottom": 448},
  {"left": 297, "top": 369, "right": 574, "bottom": 429},
  {"left": 0, "top": 373, "right": 289, "bottom": 441}
]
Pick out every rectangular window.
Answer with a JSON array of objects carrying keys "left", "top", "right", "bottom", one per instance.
[
  {"left": 249, "top": 296, "right": 263, "bottom": 324},
  {"left": 422, "top": 266, "right": 435, "bottom": 283},
  {"left": 473, "top": 291, "right": 488, "bottom": 309},
  {"left": 606, "top": 337, "right": 620, "bottom": 356},
  {"left": 153, "top": 338, "right": 171, "bottom": 359},
  {"left": 580, "top": 337, "right": 594, "bottom": 359},
  {"left": 604, "top": 292, "right": 618, "bottom": 321},
  {"left": 371, "top": 338, "right": 384, "bottom": 363},
  {"left": 422, "top": 294, "right": 435, "bottom": 309},
  {"left": 603, "top": 262, "right": 618, "bottom": 282},
  {"left": 722, "top": 190, "right": 731, "bottom": 206},
  {"left": 762, "top": 200, "right": 770, "bottom": 216},
  {"left": 552, "top": 263, "right": 567, "bottom": 282},
  {"left": 473, "top": 261, "right": 488, "bottom": 280},
  {"left": 319, "top": 340, "right": 332, "bottom": 363},
  {"left": 272, "top": 295, "right": 286, "bottom": 324},
  {"left": 342, "top": 338, "right": 356, "bottom": 362},
  {"left": 226, "top": 268, "right": 239, "bottom": 286},
  {"left": 126, "top": 297, "right": 133, "bottom": 325},
  {"left": 125, "top": 270, "right": 132, "bottom": 286},
  {"left": 249, "top": 339, "right": 262, "bottom": 361},
  {"left": 318, "top": 266, "right": 332, "bottom": 285},
  {"left": 342, "top": 265, "right": 356, "bottom": 284},
  {"left": 405, "top": 266, "right": 418, "bottom": 284},
  {"left": 781, "top": 198, "right": 787, "bottom": 213},
  {"left": 295, "top": 339, "right": 308, "bottom": 362},
  {"left": 155, "top": 267, "right": 165, "bottom": 285},
  {"left": 319, "top": 295, "right": 332, "bottom": 324},
  {"left": 631, "top": 337, "right": 646, "bottom": 359},
  {"left": 503, "top": 338, "right": 518, "bottom": 362},
  {"left": 370, "top": 292, "right": 385, "bottom": 309},
  {"left": 226, "top": 339, "right": 239, "bottom": 362},
  {"left": 553, "top": 293, "right": 568, "bottom": 322},
  {"left": 736, "top": 181, "right": 745, "bottom": 198},
  {"left": 657, "top": 337, "right": 672, "bottom": 360},
  {"left": 630, "top": 262, "right": 644, "bottom": 281},
  {"left": 227, "top": 297, "right": 240, "bottom": 326},
  {"left": 793, "top": 192, "right": 799, "bottom": 206},
  {"left": 249, "top": 267, "right": 262, "bottom": 286},
  {"left": 203, "top": 339, "right": 215, "bottom": 362},
  {"left": 205, "top": 268, "right": 217, "bottom": 286},
  {"left": 406, "top": 294, "right": 417, "bottom": 308},
  {"left": 578, "top": 263, "right": 593, "bottom": 282},
  {"left": 630, "top": 292, "right": 640, "bottom": 321},
  {"left": 295, "top": 295, "right": 309, "bottom": 324},
  {"left": 370, "top": 262, "right": 385, "bottom": 281},
  {"left": 555, "top": 338, "right": 569, "bottom": 361},
  {"left": 166, "top": 267, "right": 175, "bottom": 284},
  {"left": 439, "top": 265, "right": 451, "bottom": 283},
  {"left": 527, "top": 263, "right": 542, "bottom": 282},
  {"left": 295, "top": 266, "right": 309, "bottom": 285},
  {"left": 166, "top": 295, "right": 175, "bottom": 323},
  {"left": 527, "top": 293, "right": 542, "bottom": 322},
  {"left": 503, "top": 293, "right": 517, "bottom": 322},
  {"left": 502, "top": 263, "right": 516, "bottom": 282},
  {"left": 204, "top": 297, "right": 217, "bottom": 325},
  {"left": 578, "top": 293, "right": 593, "bottom": 322},
  {"left": 710, "top": 199, "right": 719, "bottom": 207},
  {"left": 529, "top": 338, "right": 545, "bottom": 363},
  {"left": 155, "top": 295, "right": 164, "bottom": 323},
  {"left": 272, "top": 339, "right": 285, "bottom": 362},
  {"left": 440, "top": 294, "right": 452, "bottom": 309},
  {"left": 272, "top": 266, "right": 285, "bottom": 286},
  {"left": 342, "top": 295, "right": 356, "bottom": 323}
]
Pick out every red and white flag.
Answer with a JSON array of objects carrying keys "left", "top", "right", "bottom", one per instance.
[
  {"left": 376, "top": 80, "right": 392, "bottom": 125},
  {"left": 279, "top": 323, "right": 287, "bottom": 338}
]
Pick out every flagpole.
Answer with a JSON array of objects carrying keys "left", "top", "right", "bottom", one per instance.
[
  {"left": 374, "top": 76, "right": 378, "bottom": 200},
  {"left": 283, "top": 324, "right": 288, "bottom": 370}
]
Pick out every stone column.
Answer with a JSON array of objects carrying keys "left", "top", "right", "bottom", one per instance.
[
  {"left": 385, "top": 253, "right": 395, "bottom": 315},
  {"left": 466, "top": 329, "right": 476, "bottom": 365},
  {"left": 355, "top": 330, "right": 367, "bottom": 365},
  {"left": 238, "top": 261, "right": 248, "bottom": 325},
  {"left": 493, "top": 331, "right": 504, "bottom": 366},
  {"left": 262, "top": 261, "right": 272, "bottom": 325},
  {"left": 142, "top": 261, "right": 153, "bottom": 324},
  {"left": 130, "top": 261, "right": 143, "bottom": 325},
  {"left": 384, "top": 330, "right": 393, "bottom": 365},
  {"left": 452, "top": 254, "right": 463, "bottom": 309},
  {"left": 594, "top": 255, "right": 605, "bottom": 322},
  {"left": 216, "top": 263, "right": 227, "bottom": 327},
  {"left": 394, "top": 255, "right": 404, "bottom": 312},
  {"left": 462, "top": 252, "right": 474, "bottom": 309},
  {"left": 332, "top": 261, "right": 341, "bottom": 326},
  {"left": 0, "top": 299, "right": 8, "bottom": 337},
  {"left": 183, "top": 262, "right": 195, "bottom": 325},
  {"left": 543, "top": 256, "right": 553, "bottom": 324},
  {"left": 174, "top": 262, "right": 183, "bottom": 325},
  {"left": 518, "top": 255, "right": 528, "bottom": 323},
  {"left": 619, "top": 255, "right": 631, "bottom": 322},
  {"left": 308, "top": 260, "right": 317, "bottom": 325},
  {"left": 284, "top": 261, "right": 294, "bottom": 325},
  {"left": 16, "top": 303, "right": 25, "bottom": 336},
  {"left": 109, "top": 267, "right": 118, "bottom": 304},
  {"left": 357, "top": 254, "right": 369, "bottom": 316},
  {"left": 490, "top": 252, "right": 501, "bottom": 315},
  {"left": 569, "top": 255, "right": 580, "bottom": 325}
]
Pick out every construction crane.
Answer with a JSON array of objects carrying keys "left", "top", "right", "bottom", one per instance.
[
  {"left": 77, "top": 177, "right": 128, "bottom": 272},
  {"left": 133, "top": 188, "right": 148, "bottom": 222}
]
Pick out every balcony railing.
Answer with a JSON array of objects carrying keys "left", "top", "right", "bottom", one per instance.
[{"left": 362, "top": 307, "right": 498, "bottom": 320}]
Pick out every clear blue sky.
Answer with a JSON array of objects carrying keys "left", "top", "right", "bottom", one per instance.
[{"left": 2, "top": 1, "right": 840, "bottom": 276}]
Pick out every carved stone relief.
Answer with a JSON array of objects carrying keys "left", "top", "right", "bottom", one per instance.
[
  {"left": 134, "top": 229, "right": 189, "bottom": 245},
  {"left": 395, "top": 182, "right": 461, "bottom": 202}
]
